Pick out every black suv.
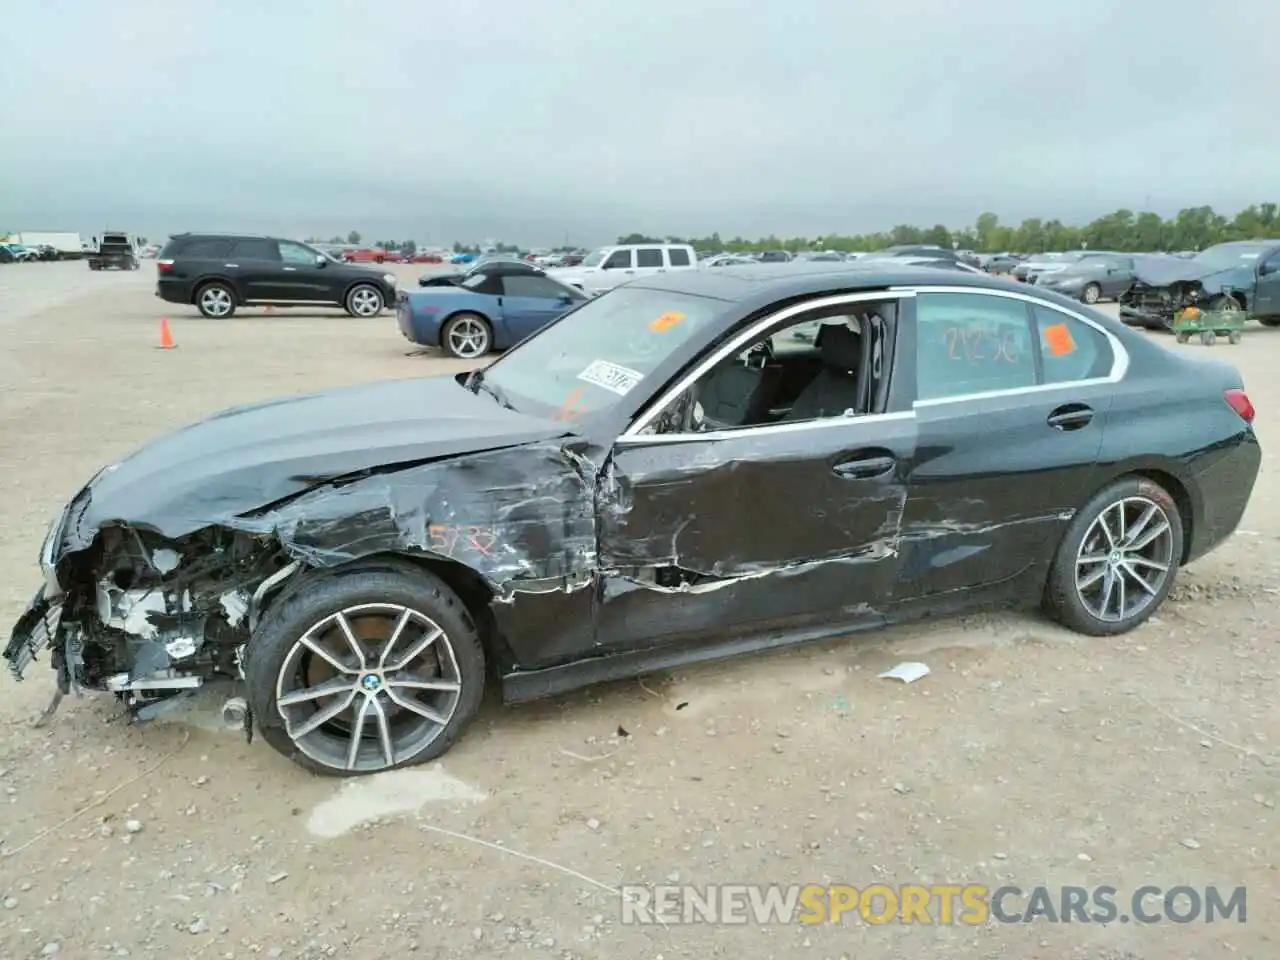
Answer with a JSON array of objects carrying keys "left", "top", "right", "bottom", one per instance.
[{"left": 156, "top": 234, "right": 398, "bottom": 319}]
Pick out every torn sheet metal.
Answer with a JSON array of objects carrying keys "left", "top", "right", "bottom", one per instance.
[{"left": 228, "top": 442, "right": 599, "bottom": 594}]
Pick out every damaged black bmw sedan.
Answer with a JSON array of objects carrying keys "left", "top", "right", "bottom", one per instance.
[{"left": 6, "top": 265, "right": 1261, "bottom": 775}]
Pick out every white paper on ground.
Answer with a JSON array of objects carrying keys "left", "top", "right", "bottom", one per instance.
[{"left": 877, "top": 662, "right": 930, "bottom": 683}]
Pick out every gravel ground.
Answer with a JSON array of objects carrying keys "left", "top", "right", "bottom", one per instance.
[{"left": 0, "top": 261, "right": 1276, "bottom": 959}]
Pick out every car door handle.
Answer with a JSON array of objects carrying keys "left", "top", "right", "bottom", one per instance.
[
  {"left": 282, "top": 266, "right": 296, "bottom": 271},
  {"left": 832, "top": 455, "right": 896, "bottom": 480},
  {"left": 224, "top": 263, "right": 239, "bottom": 268},
  {"left": 1047, "top": 403, "right": 1094, "bottom": 430}
]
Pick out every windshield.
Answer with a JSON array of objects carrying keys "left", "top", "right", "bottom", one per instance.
[
  {"left": 1193, "top": 245, "right": 1269, "bottom": 270},
  {"left": 479, "top": 287, "right": 721, "bottom": 420},
  {"left": 580, "top": 249, "right": 607, "bottom": 268}
]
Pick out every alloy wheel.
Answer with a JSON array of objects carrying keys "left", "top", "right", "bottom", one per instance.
[
  {"left": 447, "top": 317, "right": 490, "bottom": 358},
  {"left": 350, "top": 287, "right": 383, "bottom": 317},
  {"left": 274, "top": 603, "right": 463, "bottom": 773},
  {"left": 1082, "top": 284, "right": 1100, "bottom": 304},
  {"left": 1074, "top": 496, "right": 1175, "bottom": 623},
  {"left": 200, "top": 286, "right": 233, "bottom": 318}
]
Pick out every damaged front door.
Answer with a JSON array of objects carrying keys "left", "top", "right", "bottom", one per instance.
[{"left": 595, "top": 413, "right": 917, "bottom": 652}]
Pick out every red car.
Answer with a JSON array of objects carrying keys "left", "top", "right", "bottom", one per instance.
[
  {"left": 409, "top": 252, "right": 443, "bottom": 264},
  {"left": 343, "top": 248, "right": 395, "bottom": 264}
]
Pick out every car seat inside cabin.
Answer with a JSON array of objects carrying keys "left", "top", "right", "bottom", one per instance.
[{"left": 679, "top": 303, "right": 894, "bottom": 432}]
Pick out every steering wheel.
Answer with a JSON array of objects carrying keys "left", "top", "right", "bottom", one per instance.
[{"left": 744, "top": 338, "right": 774, "bottom": 366}]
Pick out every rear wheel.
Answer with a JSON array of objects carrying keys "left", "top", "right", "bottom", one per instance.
[
  {"left": 1257, "top": 317, "right": 1280, "bottom": 327},
  {"left": 1043, "top": 477, "right": 1182, "bottom": 636},
  {"left": 1228, "top": 330, "right": 1243, "bottom": 344},
  {"left": 1200, "top": 330, "right": 1215, "bottom": 346},
  {"left": 345, "top": 283, "right": 384, "bottom": 317},
  {"left": 1211, "top": 294, "right": 1242, "bottom": 313},
  {"left": 441, "top": 313, "right": 493, "bottom": 359},
  {"left": 245, "top": 562, "right": 486, "bottom": 776},
  {"left": 196, "top": 282, "right": 236, "bottom": 319}
]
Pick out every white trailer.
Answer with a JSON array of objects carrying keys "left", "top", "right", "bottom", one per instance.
[{"left": 12, "top": 232, "right": 84, "bottom": 258}]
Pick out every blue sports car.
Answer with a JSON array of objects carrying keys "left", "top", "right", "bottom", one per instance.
[{"left": 398, "top": 262, "right": 589, "bottom": 358}]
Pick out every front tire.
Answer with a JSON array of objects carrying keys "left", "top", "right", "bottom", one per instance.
[
  {"left": 196, "top": 281, "right": 236, "bottom": 319},
  {"left": 1043, "top": 477, "right": 1183, "bottom": 636},
  {"left": 346, "top": 283, "right": 384, "bottom": 317},
  {"left": 441, "top": 313, "right": 493, "bottom": 359},
  {"left": 244, "top": 561, "right": 486, "bottom": 776},
  {"left": 1081, "top": 282, "right": 1101, "bottom": 304}
]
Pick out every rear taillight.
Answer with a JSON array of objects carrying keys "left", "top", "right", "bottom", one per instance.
[
  {"left": 1224, "top": 388, "right": 1254, "bottom": 423},
  {"left": 157, "top": 259, "right": 174, "bottom": 272}
]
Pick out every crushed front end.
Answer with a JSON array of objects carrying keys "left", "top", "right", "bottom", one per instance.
[
  {"left": 5, "top": 491, "right": 294, "bottom": 720},
  {"left": 1119, "top": 279, "right": 1211, "bottom": 329}
]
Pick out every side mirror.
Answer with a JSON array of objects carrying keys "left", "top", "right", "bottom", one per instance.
[
  {"left": 315, "top": 254, "right": 327, "bottom": 267},
  {"left": 557, "top": 294, "right": 573, "bottom": 305},
  {"left": 1262, "top": 261, "right": 1280, "bottom": 275}
]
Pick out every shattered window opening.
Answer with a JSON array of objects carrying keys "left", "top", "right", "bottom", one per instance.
[{"left": 652, "top": 305, "right": 890, "bottom": 434}]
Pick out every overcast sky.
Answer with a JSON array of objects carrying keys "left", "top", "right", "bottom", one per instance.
[{"left": 2, "top": 0, "right": 1276, "bottom": 247}]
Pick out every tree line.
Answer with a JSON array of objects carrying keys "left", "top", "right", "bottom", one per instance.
[
  {"left": 618, "top": 203, "right": 1279, "bottom": 255},
  {"left": 314, "top": 202, "right": 1276, "bottom": 258}
]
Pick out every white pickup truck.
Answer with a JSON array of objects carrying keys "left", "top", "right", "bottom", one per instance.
[{"left": 551, "top": 243, "right": 698, "bottom": 294}]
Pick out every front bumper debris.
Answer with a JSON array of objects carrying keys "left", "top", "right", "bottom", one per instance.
[{"left": 4, "top": 587, "right": 63, "bottom": 681}]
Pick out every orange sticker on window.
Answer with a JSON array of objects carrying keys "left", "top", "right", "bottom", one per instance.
[
  {"left": 552, "top": 386, "right": 586, "bottom": 422},
  {"left": 648, "top": 311, "right": 685, "bottom": 332},
  {"left": 1043, "top": 322, "right": 1076, "bottom": 356}
]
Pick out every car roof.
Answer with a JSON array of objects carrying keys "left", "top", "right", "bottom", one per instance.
[{"left": 627, "top": 261, "right": 1035, "bottom": 308}]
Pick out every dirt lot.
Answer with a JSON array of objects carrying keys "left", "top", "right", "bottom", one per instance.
[{"left": 0, "top": 261, "right": 1276, "bottom": 959}]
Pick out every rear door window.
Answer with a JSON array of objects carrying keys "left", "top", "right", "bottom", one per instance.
[
  {"left": 230, "top": 239, "right": 280, "bottom": 261},
  {"left": 915, "top": 292, "right": 1036, "bottom": 400},
  {"left": 178, "top": 238, "right": 234, "bottom": 258},
  {"left": 667, "top": 248, "right": 691, "bottom": 267},
  {"left": 636, "top": 248, "right": 663, "bottom": 268}
]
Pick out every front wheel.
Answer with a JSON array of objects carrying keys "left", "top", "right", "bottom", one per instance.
[
  {"left": 244, "top": 562, "right": 486, "bottom": 776},
  {"left": 1081, "top": 282, "right": 1101, "bottom": 304},
  {"left": 1043, "top": 477, "right": 1183, "bottom": 636},
  {"left": 346, "top": 284, "right": 384, "bottom": 317},
  {"left": 441, "top": 312, "right": 492, "bottom": 359}
]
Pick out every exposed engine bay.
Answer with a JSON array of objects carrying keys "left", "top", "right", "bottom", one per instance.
[
  {"left": 31, "top": 525, "right": 297, "bottom": 720},
  {"left": 1118, "top": 279, "right": 1235, "bottom": 328}
]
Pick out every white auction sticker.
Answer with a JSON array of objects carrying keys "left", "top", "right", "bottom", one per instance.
[{"left": 577, "top": 359, "right": 644, "bottom": 396}]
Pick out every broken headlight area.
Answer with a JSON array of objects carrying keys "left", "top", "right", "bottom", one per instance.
[{"left": 8, "top": 525, "right": 295, "bottom": 720}]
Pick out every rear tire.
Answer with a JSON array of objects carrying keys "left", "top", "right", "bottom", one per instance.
[
  {"left": 1210, "top": 294, "right": 1242, "bottom": 313},
  {"left": 441, "top": 313, "right": 493, "bottom": 359},
  {"left": 345, "top": 283, "right": 384, "bottom": 317},
  {"left": 1257, "top": 317, "right": 1280, "bottom": 327},
  {"left": 196, "top": 282, "right": 236, "bottom": 318},
  {"left": 245, "top": 561, "right": 486, "bottom": 776},
  {"left": 1043, "top": 477, "right": 1183, "bottom": 636}
]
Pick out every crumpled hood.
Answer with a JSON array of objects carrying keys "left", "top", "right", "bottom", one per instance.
[
  {"left": 61, "top": 376, "right": 568, "bottom": 549},
  {"left": 1130, "top": 257, "right": 1245, "bottom": 288}
]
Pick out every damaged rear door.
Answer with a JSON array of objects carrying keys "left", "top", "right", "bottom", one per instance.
[{"left": 898, "top": 289, "right": 1118, "bottom": 598}]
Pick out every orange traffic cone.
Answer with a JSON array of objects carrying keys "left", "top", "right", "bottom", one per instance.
[{"left": 157, "top": 318, "right": 177, "bottom": 349}]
